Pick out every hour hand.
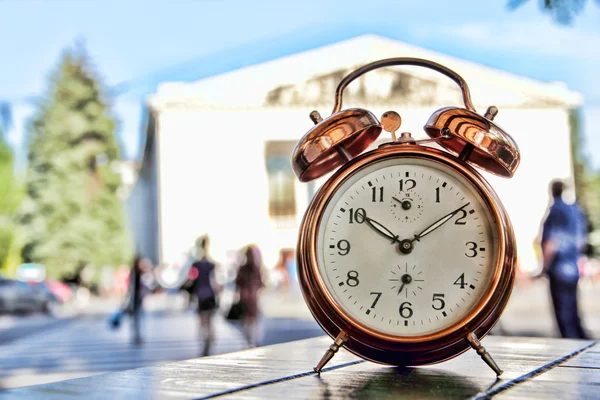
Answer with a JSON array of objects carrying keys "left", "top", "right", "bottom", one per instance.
[
  {"left": 397, "top": 282, "right": 405, "bottom": 296},
  {"left": 364, "top": 214, "right": 401, "bottom": 245}
]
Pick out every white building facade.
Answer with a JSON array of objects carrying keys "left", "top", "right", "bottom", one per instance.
[{"left": 129, "top": 35, "right": 582, "bottom": 278}]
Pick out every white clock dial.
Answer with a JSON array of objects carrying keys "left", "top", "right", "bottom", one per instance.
[{"left": 317, "top": 157, "right": 498, "bottom": 336}]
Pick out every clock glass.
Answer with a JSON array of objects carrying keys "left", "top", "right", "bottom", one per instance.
[{"left": 317, "top": 156, "right": 499, "bottom": 337}]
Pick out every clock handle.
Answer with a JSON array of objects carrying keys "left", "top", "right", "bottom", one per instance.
[{"left": 331, "top": 57, "right": 476, "bottom": 114}]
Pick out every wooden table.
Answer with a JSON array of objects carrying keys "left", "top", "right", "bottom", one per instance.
[{"left": 1, "top": 335, "right": 598, "bottom": 399}]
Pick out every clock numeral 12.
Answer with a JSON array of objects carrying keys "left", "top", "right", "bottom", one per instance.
[{"left": 399, "top": 179, "right": 416, "bottom": 192}]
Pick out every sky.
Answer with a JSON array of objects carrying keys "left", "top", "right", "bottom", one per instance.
[{"left": 1, "top": 0, "right": 599, "bottom": 166}]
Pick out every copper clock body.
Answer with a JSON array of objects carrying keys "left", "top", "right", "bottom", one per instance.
[
  {"left": 291, "top": 57, "right": 520, "bottom": 373},
  {"left": 296, "top": 144, "right": 517, "bottom": 366}
]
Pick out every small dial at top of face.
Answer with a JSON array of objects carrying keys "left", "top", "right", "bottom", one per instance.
[
  {"left": 390, "top": 188, "right": 424, "bottom": 224},
  {"left": 317, "top": 157, "right": 498, "bottom": 337}
]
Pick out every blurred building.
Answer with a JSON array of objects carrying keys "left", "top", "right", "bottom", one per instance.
[{"left": 129, "top": 34, "right": 582, "bottom": 275}]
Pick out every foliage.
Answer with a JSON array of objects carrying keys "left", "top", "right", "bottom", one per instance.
[
  {"left": 0, "top": 129, "right": 20, "bottom": 270},
  {"left": 19, "top": 46, "right": 132, "bottom": 277},
  {"left": 569, "top": 108, "right": 600, "bottom": 253},
  {"left": 570, "top": 109, "right": 588, "bottom": 207},
  {"left": 507, "top": 0, "right": 600, "bottom": 24}
]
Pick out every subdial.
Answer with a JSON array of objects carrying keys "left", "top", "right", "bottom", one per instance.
[
  {"left": 388, "top": 264, "right": 425, "bottom": 298},
  {"left": 390, "top": 192, "right": 424, "bottom": 223}
]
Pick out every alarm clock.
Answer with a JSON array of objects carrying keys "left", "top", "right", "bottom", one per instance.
[{"left": 291, "top": 58, "right": 519, "bottom": 376}]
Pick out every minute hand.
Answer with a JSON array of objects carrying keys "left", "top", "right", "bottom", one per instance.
[{"left": 412, "top": 203, "right": 470, "bottom": 242}]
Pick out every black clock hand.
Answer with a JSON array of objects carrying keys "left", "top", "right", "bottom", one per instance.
[
  {"left": 397, "top": 282, "right": 406, "bottom": 296},
  {"left": 364, "top": 215, "right": 401, "bottom": 245},
  {"left": 393, "top": 196, "right": 412, "bottom": 211},
  {"left": 411, "top": 202, "right": 470, "bottom": 243}
]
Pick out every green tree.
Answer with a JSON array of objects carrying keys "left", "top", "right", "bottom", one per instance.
[
  {"left": 569, "top": 108, "right": 600, "bottom": 243},
  {"left": 507, "top": 0, "right": 600, "bottom": 24},
  {"left": 0, "top": 128, "right": 19, "bottom": 270},
  {"left": 19, "top": 45, "right": 131, "bottom": 277},
  {"left": 570, "top": 109, "right": 589, "bottom": 207}
]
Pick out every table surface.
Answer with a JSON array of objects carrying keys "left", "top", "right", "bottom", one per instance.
[{"left": 1, "top": 335, "right": 598, "bottom": 399}]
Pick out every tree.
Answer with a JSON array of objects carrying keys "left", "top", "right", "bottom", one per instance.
[
  {"left": 507, "top": 0, "right": 600, "bottom": 24},
  {"left": 19, "top": 45, "right": 131, "bottom": 277},
  {"left": 570, "top": 109, "right": 588, "bottom": 206},
  {"left": 569, "top": 108, "right": 600, "bottom": 254},
  {"left": 0, "top": 128, "right": 19, "bottom": 270}
]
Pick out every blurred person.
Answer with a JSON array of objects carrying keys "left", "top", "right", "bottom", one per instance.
[
  {"left": 128, "top": 255, "right": 152, "bottom": 345},
  {"left": 235, "top": 245, "right": 264, "bottom": 347},
  {"left": 541, "top": 180, "right": 589, "bottom": 339},
  {"left": 190, "top": 235, "right": 221, "bottom": 356},
  {"left": 114, "top": 265, "right": 130, "bottom": 296},
  {"left": 272, "top": 249, "right": 292, "bottom": 291}
]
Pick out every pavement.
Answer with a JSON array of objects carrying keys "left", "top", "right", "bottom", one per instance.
[
  {"left": 492, "top": 276, "right": 600, "bottom": 338},
  {"left": 0, "top": 315, "right": 75, "bottom": 346},
  {"left": 0, "top": 278, "right": 599, "bottom": 391},
  {"left": 0, "top": 289, "right": 323, "bottom": 391}
]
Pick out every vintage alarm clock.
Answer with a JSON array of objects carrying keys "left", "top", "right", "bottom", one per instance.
[{"left": 291, "top": 58, "right": 519, "bottom": 376}]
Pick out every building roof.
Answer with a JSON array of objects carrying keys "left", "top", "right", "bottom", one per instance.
[{"left": 148, "top": 34, "right": 582, "bottom": 111}]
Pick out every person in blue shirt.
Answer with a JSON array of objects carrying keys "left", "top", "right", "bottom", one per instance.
[{"left": 541, "top": 180, "right": 589, "bottom": 339}]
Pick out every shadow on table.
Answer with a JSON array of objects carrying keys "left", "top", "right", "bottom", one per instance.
[{"left": 313, "top": 366, "right": 489, "bottom": 399}]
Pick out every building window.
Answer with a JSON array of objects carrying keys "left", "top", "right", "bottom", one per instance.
[{"left": 266, "top": 141, "right": 297, "bottom": 218}]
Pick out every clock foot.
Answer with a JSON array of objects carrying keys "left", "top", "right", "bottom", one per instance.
[
  {"left": 314, "top": 331, "right": 349, "bottom": 373},
  {"left": 466, "top": 332, "right": 503, "bottom": 376}
]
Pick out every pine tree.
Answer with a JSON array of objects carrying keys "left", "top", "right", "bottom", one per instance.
[
  {"left": 0, "top": 128, "right": 19, "bottom": 270},
  {"left": 19, "top": 46, "right": 131, "bottom": 277}
]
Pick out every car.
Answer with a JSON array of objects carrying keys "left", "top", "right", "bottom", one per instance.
[
  {"left": 0, "top": 279, "right": 60, "bottom": 315},
  {"left": 31, "top": 281, "right": 64, "bottom": 314}
]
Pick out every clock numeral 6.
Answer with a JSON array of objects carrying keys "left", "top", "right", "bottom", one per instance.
[
  {"left": 432, "top": 293, "right": 446, "bottom": 310},
  {"left": 348, "top": 208, "right": 366, "bottom": 224},
  {"left": 346, "top": 270, "right": 359, "bottom": 287},
  {"left": 337, "top": 239, "right": 351, "bottom": 256},
  {"left": 399, "top": 301, "right": 413, "bottom": 319}
]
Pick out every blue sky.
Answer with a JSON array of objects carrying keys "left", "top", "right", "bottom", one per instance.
[{"left": 1, "top": 0, "right": 599, "bottom": 166}]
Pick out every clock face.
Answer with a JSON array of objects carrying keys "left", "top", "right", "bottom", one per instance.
[{"left": 317, "top": 156, "right": 499, "bottom": 337}]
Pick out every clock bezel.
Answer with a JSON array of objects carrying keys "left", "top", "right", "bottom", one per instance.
[{"left": 297, "top": 144, "right": 516, "bottom": 366}]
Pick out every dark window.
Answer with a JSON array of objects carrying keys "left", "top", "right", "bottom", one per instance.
[{"left": 266, "top": 141, "right": 297, "bottom": 218}]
